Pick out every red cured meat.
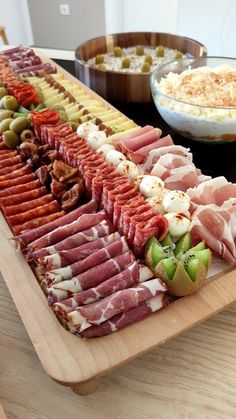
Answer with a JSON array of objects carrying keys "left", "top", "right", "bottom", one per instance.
[
  {"left": 113, "top": 196, "right": 145, "bottom": 229},
  {"left": 48, "top": 251, "right": 135, "bottom": 293},
  {"left": 0, "top": 186, "right": 47, "bottom": 208},
  {"left": 0, "top": 151, "right": 17, "bottom": 161},
  {"left": 3, "top": 194, "right": 53, "bottom": 216},
  {"left": 133, "top": 214, "right": 168, "bottom": 256},
  {"left": 12, "top": 211, "right": 65, "bottom": 236},
  {"left": 0, "top": 164, "right": 31, "bottom": 182},
  {"left": 190, "top": 200, "right": 236, "bottom": 264},
  {"left": 121, "top": 203, "right": 151, "bottom": 237},
  {"left": 128, "top": 135, "right": 173, "bottom": 164},
  {"left": 7, "top": 200, "right": 60, "bottom": 226},
  {"left": 0, "top": 155, "right": 22, "bottom": 168},
  {"left": 68, "top": 277, "right": 166, "bottom": 330},
  {"left": 17, "top": 199, "right": 97, "bottom": 248},
  {"left": 0, "top": 162, "right": 24, "bottom": 176},
  {"left": 29, "top": 211, "right": 107, "bottom": 251},
  {"left": 81, "top": 294, "right": 170, "bottom": 337},
  {"left": 45, "top": 236, "right": 129, "bottom": 285},
  {"left": 0, "top": 173, "right": 35, "bottom": 190},
  {"left": 0, "top": 179, "right": 41, "bottom": 198},
  {"left": 31, "top": 219, "right": 115, "bottom": 260},
  {"left": 42, "top": 232, "right": 121, "bottom": 270},
  {"left": 114, "top": 126, "right": 153, "bottom": 152}
]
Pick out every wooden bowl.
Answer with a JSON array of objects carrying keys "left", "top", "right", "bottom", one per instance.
[{"left": 75, "top": 32, "right": 207, "bottom": 104}]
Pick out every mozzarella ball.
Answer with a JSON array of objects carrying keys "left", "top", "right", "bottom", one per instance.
[
  {"left": 77, "top": 122, "right": 98, "bottom": 139},
  {"left": 96, "top": 144, "right": 115, "bottom": 157},
  {"left": 164, "top": 212, "right": 190, "bottom": 238},
  {"left": 145, "top": 197, "right": 165, "bottom": 214},
  {"left": 105, "top": 150, "right": 126, "bottom": 167},
  {"left": 116, "top": 160, "right": 140, "bottom": 179},
  {"left": 87, "top": 130, "right": 107, "bottom": 150},
  {"left": 163, "top": 190, "right": 190, "bottom": 213},
  {"left": 138, "top": 175, "right": 165, "bottom": 199}
]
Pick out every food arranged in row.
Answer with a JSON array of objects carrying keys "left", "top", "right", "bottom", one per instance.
[
  {"left": 0, "top": 46, "right": 235, "bottom": 338},
  {"left": 87, "top": 45, "right": 186, "bottom": 73}
]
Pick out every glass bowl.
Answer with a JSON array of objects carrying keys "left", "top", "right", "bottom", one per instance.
[{"left": 150, "top": 56, "right": 236, "bottom": 143}]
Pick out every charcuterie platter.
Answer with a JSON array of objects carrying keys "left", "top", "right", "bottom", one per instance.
[{"left": 0, "top": 46, "right": 235, "bottom": 395}]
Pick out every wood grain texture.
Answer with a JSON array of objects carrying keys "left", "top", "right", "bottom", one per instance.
[
  {"left": 75, "top": 32, "right": 207, "bottom": 103},
  {"left": 1, "top": 275, "right": 236, "bottom": 419},
  {"left": 0, "top": 405, "right": 7, "bottom": 419}
]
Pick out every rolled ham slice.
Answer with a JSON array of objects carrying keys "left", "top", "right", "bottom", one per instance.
[
  {"left": 16, "top": 199, "right": 97, "bottom": 248},
  {"left": 42, "top": 232, "right": 121, "bottom": 270},
  {"left": 81, "top": 293, "right": 171, "bottom": 338},
  {"left": 47, "top": 251, "right": 135, "bottom": 293},
  {"left": 128, "top": 134, "right": 173, "bottom": 164},
  {"left": 31, "top": 219, "right": 115, "bottom": 260},
  {"left": 68, "top": 277, "right": 167, "bottom": 331},
  {"left": 45, "top": 236, "right": 129, "bottom": 285}
]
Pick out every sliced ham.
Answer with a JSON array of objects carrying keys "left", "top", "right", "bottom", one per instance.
[
  {"left": 140, "top": 145, "right": 193, "bottom": 174},
  {"left": 81, "top": 293, "right": 170, "bottom": 338},
  {"left": 17, "top": 199, "right": 97, "bottom": 248},
  {"left": 187, "top": 177, "right": 236, "bottom": 210},
  {"left": 128, "top": 134, "right": 173, "bottom": 164},
  {"left": 190, "top": 200, "right": 236, "bottom": 264},
  {"left": 48, "top": 251, "right": 135, "bottom": 293},
  {"left": 31, "top": 219, "right": 115, "bottom": 260},
  {"left": 42, "top": 232, "right": 121, "bottom": 270},
  {"left": 45, "top": 236, "right": 129, "bottom": 285},
  {"left": 51, "top": 263, "right": 153, "bottom": 308},
  {"left": 68, "top": 277, "right": 167, "bottom": 331}
]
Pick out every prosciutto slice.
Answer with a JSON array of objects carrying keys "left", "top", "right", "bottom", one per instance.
[
  {"left": 28, "top": 211, "right": 107, "bottom": 251},
  {"left": 17, "top": 199, "right": 97, "bottom": 248},
  {"left": 47, "top": 251, "right": 135, "bottom": 293},
  {"left": 81, "top": 294, "right": 170, "bottom": 338},
  {"left": 67, "top": 277, "right": 167, "bottom": 331},
  {"left": 51, "top": 263, "right": 153, "bottom": 308},
  {"left": 128, "top": 134, "right": 173, "bottom": 164},
  {"left": 190, "top": 199, "right": 236, "bottom": 264},
  {"left": 42, "top": 232, "right": 121, "bottom": 270},
  {"left": 45, "top": 236, "right": 129, "bottom": 285},
  {"left": 140, "top": 145, "right": 193, "bottom": 174},
  {"left": 187, "top": 177, "right": 236, "bottom": 210},
  {"left": 31, "top": 219, "right": 115, "bottom": 260}
]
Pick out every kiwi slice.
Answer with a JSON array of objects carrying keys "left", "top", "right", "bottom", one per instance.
[
  {"left": 161, "top": 256, "right": 178, "bottom": 280},
  {"left": 174, "top": 232, "right": 192, "bottom": 259},
  {"left": 160, "top": 233, "right": 173, "bottom": 247},
  {"left": 145, "top": 237, "right": 173, "bottom": 269},
  {"left": 190, "top": 241, "right": 205, "bottom": 251},
  {"left": 185, "top": 258, "right": 199, "bottom": 281}
]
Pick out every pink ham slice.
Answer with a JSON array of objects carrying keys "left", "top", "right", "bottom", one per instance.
[
  {"left": 114, "top": 127, "right": 162, "bottom": 155},
  {"left": 17, "top": 199, "right": 97, "bottom": 248},
  {"left": 159, "top": 165, "right": 211, "bottom": 192},
  {"left": 47, "top": 251, "right": 135, "bottom": 293},
  {"left": 28, "top": 211, "right": 107, "bottom": 251},
  {"left": 190, "top": 200, "right": 236, "bottom": 264},
  {"left": 31, "top": 219, "right": 115, "bottom": 260},
  {"left": 45, "top": 236, "right": 129, "bottom": 285},
  {"left": 150, "top": 154, "right": 194, "bottom": 179},
  {"left": 140, "top": 145, "right": 193, "bottom": 174},
  {"left": 51, "top": 263, "right": 152, "bottom": 307},
  {"left": 42, "top": 232, "right": 121, "bottom": 270},
  {"left": 128, "top": 134, "right": 173, "bottom": 164},
  {"left": 81, "top": 293, "right": 171, "bottom": 338},
  {"left": 187, "top": 177, "right": 236, "bottom": 211},
  {"left": 67, "top": 277, "right": 167, "bottom": 332},
  {"left": 114, "top": 126, "right": 153, "bottom": 151}
]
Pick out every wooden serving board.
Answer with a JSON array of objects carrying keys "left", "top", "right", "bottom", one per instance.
[{"left": 0, "top": 54, "right": 236, "bottom": 395}]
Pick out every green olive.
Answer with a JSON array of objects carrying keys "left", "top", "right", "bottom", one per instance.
[
  {"left": 0, "top": 87, "right": 8, "bottom": 99},
  {"left": 156, "top": 46, "right": 164, "bottom": 57},
  {"left": 97, "top": 63, "right": 105, "bottom": 69},
  {"left": 2, "top": 130, "right": 20, "bottom": 149},
  {"left": 142, "top": 62, "right": 151, "bottom": 72},
  {"left": 122, "top": 57, "right": 131, "bottom": 68},
  {"left": 144, "top": 55, "right": 153, "bottom": 65},
  {"left": 0, "top": 110, "right": 15, "bottom": 121},
  {"left": 10, "top": 116, "right": 30, "bottom": 134},
  {"left": 95, "top": 55, "right": 104, "bottom": 65},
  {"left": 174, "top": 50, "right": 183, "bottom": 59},
  {"left": 136, "top": 46, "right": 144, "bottom": 56},
  {"left": 20, "top": 129, "right": 35, "bottom": 142},
  {"left": 0, "top": 95, "right": 18, "bottom": 111},
  {"left": 114, "top": 46, "right": 122, "bottom": 57},
  {"left": 0, "top": 118, "right": 14, "bottom": 134}
]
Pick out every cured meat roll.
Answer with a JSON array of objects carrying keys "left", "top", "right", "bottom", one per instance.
[
  {"left": 0, "top": 187, "right": 47, "bottom": 208},
  {"left": 0, "top": 162, "right": 25, "bottom": 176},
  {"left": 7, "top": 200, "right": 60, "bottom": 226},
  {"left": 81, "top": 293, "right": 171, "bottom": 338},
  {"left": 3, "top": 194, "right": 53, "bottom": 216},
  {"left": 0, "top": 179, "right": 41, "bottom": 198},
  {"left": 0, "top": 173, "right": 35, "bottom": 190},
  {"left": 68, "top": 277, "right": 167, "bottom": 332},
  {"left": 0, "top": 164, "right": 30, "bottom": 181},
  {"left": 12, "top": 212, "right": 65, "bottom": 235},
  {"left": 45, "top": 236, "right": 129, "bottom": 284}
]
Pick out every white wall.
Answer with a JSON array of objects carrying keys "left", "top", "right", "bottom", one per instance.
[{"left": 0, "top": 0, "right": 33, "bottom": 46}]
